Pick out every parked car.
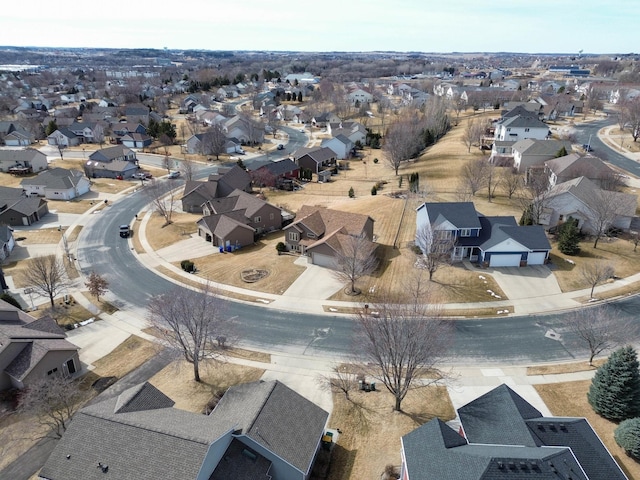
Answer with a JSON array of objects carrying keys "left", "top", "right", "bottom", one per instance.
[
  {"left": 144, "top": 173, "right": 153, "bottom": 179},
  {"left": 132, "top": 172, "right": 146, "bottom": 179},
  {"left": 168, "top": 171, "right": 181, "bottom": 179},
  {"left": 277, "top": 144, "right": 285, "bottom": 150},
  {"left": 582, "top": 144, "right": 594, "bottom": 152}
]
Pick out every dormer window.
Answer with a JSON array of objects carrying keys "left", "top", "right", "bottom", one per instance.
[{"left": 460, "top": 228, "right": 471, "bottom": 237}]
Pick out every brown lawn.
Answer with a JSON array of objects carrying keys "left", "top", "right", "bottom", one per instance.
[
  {"left": 144, "top": 211, "right": 200, "bottom": 250},
  {"left": 47, "top": 199, "right": 97, "bottom": 214},
  {"left": 91, "top": 335, "right": 161, "bottom": 378},
  {"left": 535, "top": 381, "right": 640, "bottom": 480},
  {"left": 148, "top": 359, "right": 265, "bottom": 413},
  {"left": 326, "top": 385, "right": 455, "bottom": 480},
  {"left": 13, "top": 228, "right": 62, "bottom": 244},
  {"left": 29, "top": 295, "right": 95, "bottom": 327}
]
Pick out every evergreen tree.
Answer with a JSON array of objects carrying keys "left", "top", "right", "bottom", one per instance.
[
  {"left": 0, "top": 292, "right": 22, "bottom": 310},
  {"left": 556, "top": 146, "right": 568, "bottom": 158},
  {"left": 45, "top": 119, "right": 58, "bottom": 136},
  {"left": 588, "top": 346, "right": 640, "bottom": 421},
  {"left": 615, "top": 417, "right": 640, "bottom": 460},
  {"left": 557, "top": 217, "right": 581, "bottom": 255}
]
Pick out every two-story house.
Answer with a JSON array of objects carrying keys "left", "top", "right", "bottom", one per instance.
[
  {"left": 493, "top": 114, "right": 549, "bottom": 142},
  {"left": 416, "top": 202, "right": 551, "bottom": 267},
  {"left": 511, "top": 139, "right": 574, "bottom": 175}
]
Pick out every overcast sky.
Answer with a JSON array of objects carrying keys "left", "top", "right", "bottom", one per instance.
[{"left": 1, "top": 0, "right": 638, "bottom": 54}]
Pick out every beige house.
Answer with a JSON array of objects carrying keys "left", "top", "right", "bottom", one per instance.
[{"left": 0, "top": 299, "right": 80, "bottom": 391}]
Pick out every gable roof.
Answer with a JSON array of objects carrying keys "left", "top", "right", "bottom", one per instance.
[
  {"left": 294, "top": 146, "right": 337, "bottom": 163},
  {"left": 42, "top": 380, "right": 328, "bottom": 480},
  {"left": 544, "top": 153, "right": 613, "bottom": 179},
  {"left": 477, "top": 216, "right": 551, "bottom": 251},
  {"left": 88, "top": 145, "right": 135, "bottom": 162},
  {"left": 498, "top": 114, "right": 549, "bottom": 130},
  {"left": 21, "top": 167, "right": 85, "bottom": 190},
  {"left": 286, "top": 205, "right": 373, "bottom": 239},
  {"left": 0, "top": 148, "right": 47, "bottom": 164},
  {"left": 512, "top": 139, "right": 573, "bottom": 156},
  {"left": 260, "top": 158, "right": 299, "bottom": 176},
  {"left": 417, "top": 202, "right": 482, "bottom": 230}
]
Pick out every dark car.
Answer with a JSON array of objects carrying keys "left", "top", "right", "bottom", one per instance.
[
  {"left": 119, "top": 225, "right": 131, "bottom": 238},
  {"left": 277, "top": 144, "right": 285, "bottom": 150},
  {"left": 582, "top": 144, "right": 594, "bottom": 152}
]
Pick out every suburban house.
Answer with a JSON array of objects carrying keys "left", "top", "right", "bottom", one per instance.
[
  {"left": 253, "top": 158, "right": 300, "bottom": 189},
  {"left": 537, "top": 176, "right": 638, "bottom": 234},
  {"left": 0, "top": 148, "right": 48, "bottom": 174},
  {"left": 40, "top": 379, "right": 329, "bottom": 480},
  {"left": 110, "top": 122, "right": 147, "bottom": 143},
  {"left": 321, "top": 135, "right": 353, "bottom": 160},
  {"left": 311, "top": 112, "right": 341, "bottom": 128},
  {"left": 0, "top": 299, "right": 80, "bottom": 392},
  {"left": 67, "top": 121, "right": 104, "bottom": 143},
  {"left": 416, "top": 202, "right": 551, "bottom": 267},
  {"left": 196, "top": 189, "right": 284, "bottom": 249},
  {"left": 181, "top": 165, "right": 252, "bottom": 213},
  {"left": 186, "top": 132, "right": 242, "bottom": 156},
  {"left": 347, "top": 88, "right": 373, "bottom": 105},
  {"left": 326, "top": 121, "right": 367, "bottom": 145},
  {"left": 85, "top": 145, "right": 139, "bottom": 179},
  {"left": 88, "top": 145, "right": 137, "bottom": 163},
  {"left": 544, "top": 153, "right": 616, "bottom": 188},
  {"left": 21, "top": 167, "right": 91, "bottom": 200},
  {"left": 0, "top": 186, "right": 49, "bottom": 226},
  {"left": 493, "top": 113, "right": 550, "bottom": 142},
  {"left": 47, "top": 128, "right": 81, "bottom": 147},
  {"left": 294, "top": 147, "right": 338, "bottom": 176},
  {"left": 0, "top": 224, "right": 15, "bottom": 261},
  {"left": 3, "top": 127, "right": 34, "bottom": 146},
  {"left": 121, "top": 132, "right": 153, "bottom": 149},
  {"left": 511, "top": 139, "right": 574, "bottom": 174},
  {"left": 401, "top": 384, "right": 627, "bottom": 480},
  {"left": 283, "top": 206, "right": 375, "bottom": 268}
]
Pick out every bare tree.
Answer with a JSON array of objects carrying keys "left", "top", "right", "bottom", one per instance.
[
  {"left": 85, "top": 271, "right": 109, "bottom": 302},
  {"left": 519, "top": 175, "right": 551, "bottom": 225},
  {"left": 415, "top": 223, "right": 455, "bottom": 281},
  {"left": 179, "top": 157, "right": 198, "bottom": 181},
  {"left": 18, "top": 375, "right": 83, "bottom": 439},
  {"left": 580, "top": 261, "right": 615, "bottom": 298},
  {"left": 320, "top": 364, "right": 357, "bottom": 401},
  {"left": 201, "top": 124, "right": 227, "bottom": 160},
  {"left": 562, "top": 306, "right": 636, "bottom": 366},
  {"left": 459, "top": 158, "right": 489, "bottom": 197},
  {"left": 20, "top": 255, "right": 71, "bottom": 309},
  {"left": 331, "top": 233, "right": 378, "bottom": 295},
  {"left": 462, "top": 117, "right": 485, "bottom": 153},
  {"left": 623, "top": 96, "right": 640, "bottom": 142},
  {"left": 501, "top": 167, "right": 522, "bottom": 199},
  {"left": 145, "top": 178, "right": 178, "bottom": 226},
  {"left": 355, "top": 297, "right": 452, "bottom": 411},
  {"left": 383, "top": 119, "right": 422, "bottom": 175},
  {"left": 587, "top": 189, "right": 633, "bottom": 248},
  {"left": 162, "top": 151, "right": 173, "bottom": 174},
  {"left": 147, "top": 283, "right": 231, "bottom": 382}
]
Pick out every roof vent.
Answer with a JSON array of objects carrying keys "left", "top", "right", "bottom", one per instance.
[
  {"left": 508, "top": 462, "right": 516, "bottom": 470},
  {"left": 537, "top": 423, "right": 545, "bottom": 431},
  {"left": 97, "top": 462, "right": 109, "bottom": 473},
  {"left": 497, "top": 461, "right": 504, "bottom": 469}
]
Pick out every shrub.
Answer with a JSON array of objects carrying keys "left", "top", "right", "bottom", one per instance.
[
  {"left": 348, "top": 187, "right": 355, "bottom": 198},
  {"left": 371, "top": 185, "right": 377, "bottom": 196},
  {"left": 557, "top": 217, "right": 581, "bottom": 255},
  {"left": 373, "top": 158, "right": 379, "bottom": 164},
  {"left": 615, "top": 417, "right": 640, "bottom": 460},
  {"left": 588, "top": 346, "right": 640, "bottom": 421},
  {"left": 180, "top": 260, "right": 195, "bottom": 273},
  {"left": 276, "top": 242, "right": 287, "bottom": 254}
]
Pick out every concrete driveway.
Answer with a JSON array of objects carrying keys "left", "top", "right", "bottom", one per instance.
[
  {"left": 280, "top": 257, "right": 343, "bottom": 300},
  {"left": 155, "top": 235, "right": 220, "bottom": 262},
  {"left": 488, "top": 265, "right": 562, "bottom": 300}
]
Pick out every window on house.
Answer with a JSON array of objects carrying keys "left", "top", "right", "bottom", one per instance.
[
  {"left": 435, "top": 230, "right": 452, "bottom": 240},
  {"left": 525, "top": 128, "right": 530, "bottom": 132},
  {"left": 254, "top": 216, "right": 261, "bottom": 223},
  {"left": 506, "top": 128, "right": 511, "bottom": 132},
  {"left": 460, "top": 228, "right": 471, "bottom": 237},
  {"left": 288, "top": 232, "right": 299, "bottom": 242},
  {"left": 307, "top": 233, "right": 316, "bottom": 239},
  {"left": 66, "top": 359, "right": 76, "bottom": 374},
  {"left": 270, "top": 213, "right": 274, "bottom": 220},
  {"left": 47, "top": 368, "right": 58, "bottom": 376}
]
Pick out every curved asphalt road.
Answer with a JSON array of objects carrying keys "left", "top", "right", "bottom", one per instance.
[{"left": 75, "top": 123, "right": 640, "bottom": 365}]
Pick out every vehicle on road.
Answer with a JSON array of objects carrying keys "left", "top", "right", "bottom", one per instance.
[
  {"left": 277, "top": 144, "right": 285, "bottom": 150},
  {"left": 583, "top": 144, "right": 594, "bottom": 152},
  {"left": 119, "top": 225, "right": 131, "bottom": 238},
  {"left": 168, "top": 171, "right": 181, "bottom": 179}
]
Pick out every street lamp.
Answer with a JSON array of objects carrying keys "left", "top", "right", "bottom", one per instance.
[{"left": 24, "top": 287, "right": 35, "bottom": 311}]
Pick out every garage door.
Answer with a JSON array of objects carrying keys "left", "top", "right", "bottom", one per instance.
[
  {"left": 312, "top": 253, "right": 336, "bottom": 268},
  {"left": 527, "top": 252, "right": 547, "bottom": 265},
  {"left": 489, "top": 254, "right": 521, "bottom": 267}
]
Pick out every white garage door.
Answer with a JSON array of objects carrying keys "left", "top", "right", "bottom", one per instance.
[
  {"left": 527, "top": 252, "right": 547, "bottom": 265},
  {"left": 489, "top": 254, "right": 521, "bottom": 267},
  {"left": 312, "top": 253, "right": 335, "bottom": 268}
]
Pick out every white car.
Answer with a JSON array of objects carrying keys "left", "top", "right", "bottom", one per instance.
[{"left": 168, "top": 171, "right": 181, "bottom": 179}]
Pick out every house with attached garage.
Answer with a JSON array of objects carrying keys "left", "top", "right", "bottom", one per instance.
[
  {"left": 544, "top": 153, "right": 616, "bottom": 189},
  {"left": 416, "top": 202, "right": 551, "bottom": 267},
  {"left": 511, "top": 138, "right": 574, "bottom": 175},
  {"left": 47, "top": 128, "right": 81, "bottom": 147},
  {"left": 0, "top": 186, "right": 49, "bottom": 226},
  {"left": 536, "top": 176, "right": 637, "bottom": 234},
  {"left": 40, "top": 379, "right": 329, "bottom": 480},
  {"left": 283, "top": 206, "right": 375, "bottom": 268},
  {"left": 294, "top": 147, "right": 338, "bottom": 177},
  {"left": 181, "top": 165, "right": 252, "bottom": 214},
  {"left": 401, "top": 384, "right": 627, "bottom": 480},
  {"left": 0, "top": 299, "right": 80, "bottom": 392},
  {"left": 321, "top": 135, "right": 353, "bottom": 160},
  {"left": 21, "top": 167, "right": 91, "bottom": 200}
]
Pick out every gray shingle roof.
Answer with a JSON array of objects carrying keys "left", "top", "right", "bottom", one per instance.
[
  {"left": 512, "top": 139, "right": 573, "bottom": 156},
  {"left": 478, "top": 216, "right": 551, "bottom": 251},
  {"left": 21, "top": 167, "right": 85, "bottom": 190},
  {"left": 418, "top": 202, "right": 482, "bottom": 230}
]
